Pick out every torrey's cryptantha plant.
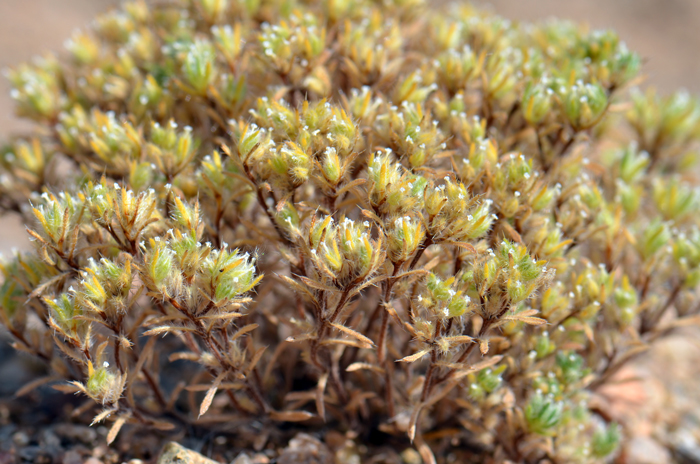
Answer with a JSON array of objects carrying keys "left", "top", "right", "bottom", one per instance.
[{"left": 1, "top": 0, "right": 698, "bottom": 462}]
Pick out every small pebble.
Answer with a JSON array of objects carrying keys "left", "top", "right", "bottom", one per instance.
[
  {"left": 401, "top": 448, "right": 422, "bottom": 464},
  {"left": 39, "top": 430, "right": 61, "bottom": 449},
  {"left": 624, "top": 436, "right": 672, "bottom": 464},
  {"left": 54, "top": 424, "right": 97, "bottom": 444},
  {"left": 12, "top": 431, "right": 30, "bottom": 447},
  {"left": 157, "top": 442, "right": 218, "bottom": 464},
  {"left": 63, "top": 450, "right": 82, "bottom": 464},
  {"left": 277, "top": 434, "right": 333, "bottom": 464},
  {"left": 231, "top": 455, "right": 254, "bottom": 464}
]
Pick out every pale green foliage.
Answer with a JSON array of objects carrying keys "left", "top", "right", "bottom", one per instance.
[{"left": 526, "top": 390, "right": 563, "bottom": 436}]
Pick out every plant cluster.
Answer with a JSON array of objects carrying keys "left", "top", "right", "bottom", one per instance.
[{"left": 1, "top": 0, "right": 699, "bottom": 462}]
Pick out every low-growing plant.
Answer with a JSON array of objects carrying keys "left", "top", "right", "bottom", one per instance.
[{"left": 1, "top": 0, "right": 698, "bottom": 462}]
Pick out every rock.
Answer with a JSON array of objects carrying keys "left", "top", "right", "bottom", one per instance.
[
  {"left": 0, "top": 425, "right": 17, "bottom": 451},
  {"left": 62, "top": 450, "right": 82, "bottom": 464},
  {"left": 39, "top": 429, "right": 61, "bottom": 449},
  {"left": 400, "top": 448, "right": 422, "bottom": 464},
  {"left": 277, "top": 434, "right": 334, "bottom": 464},
  {"left": 12, "top": 431, "right": 30, "bottom": 447},
  {"left": 671, "top": 429, "right": 700, "bottom": 464},
  {"left": 230, "top": 455, "right": 253, "bottom": 464},
  {"left": 17, "top": 446, "right": 52, "bottom": 464},
  {"left": 54, "top": 424, "right": 97, "bottom": 444},
  {"left": 230, "top": 453, "right": 269, "bottom": 464},
  {"left": 157, "top": 442, "right": 219, "bottom": 464},
  {"left": 623, "top": 436, "right": 672, "bottom": 464}
]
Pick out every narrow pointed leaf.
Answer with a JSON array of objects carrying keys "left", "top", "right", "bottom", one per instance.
[
  {"left": 199, "top": 371, "right": 226, "bottom": 417},
  {"left": 107, "top": 416, "right": 127, "bottom": 444},
  {"left": 330, "top": 322, "right": 375, "bottom": 347},
  {"left": 397, "top": 349, "right": 431, "bottom": 363}
]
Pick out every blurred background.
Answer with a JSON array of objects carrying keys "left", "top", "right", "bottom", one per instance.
[{"left": 1, "top": 0, "right": 700, "bottom": 252}]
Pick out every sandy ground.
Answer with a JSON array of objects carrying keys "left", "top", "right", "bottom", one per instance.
[
  {"left": 1, "top": 0, "right": 700, "bottom": 253},
  {"left": 0, "top": 0, "right": 117, "bottom": 253},
  {"left": 0, "top": 0, "right": 118, "bottom": 135},
  {"left": 479, "top": 0, "right": 700, "bottom": 94}
]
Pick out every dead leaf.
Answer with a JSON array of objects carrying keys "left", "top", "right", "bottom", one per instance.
[
  {"left": 199, "top": 371, "right": 226, "bottom": 417},
  {"left": 91, "top": 408, "right": 117, "bottom": 425},
  {"left": 397, "top": 349, "right": 431, "bottom": 363},
  {"left": 269, "top": 410, "right": 314, "bottom": 422},
  {"left": 15, "top": 376, "right": 61, "bottom": 398},
  {"left": 346, "top": 362, "right": 385, "bottom": 374},
  {"left": 107, "top": 416, "right": 127, "bottom": 444},
  {"left": 330, "top": 322, "right": 375, "bottom": 347},
  {"left": 316, "top": 373, "right": 328, "bottom": 420},
  {"left": 230, "top": 323, "right": 259, "bottom": 342}
]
